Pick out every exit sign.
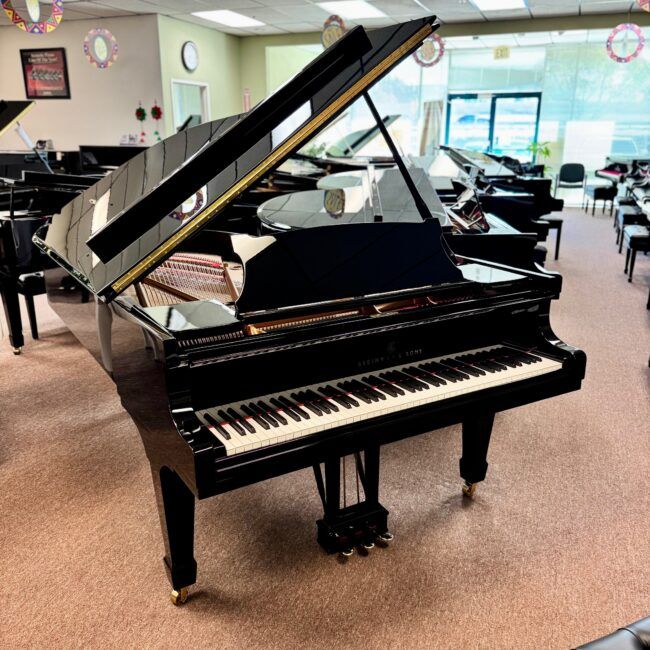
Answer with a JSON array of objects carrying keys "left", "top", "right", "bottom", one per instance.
[{"left": 493, "top": 45, "right": 510, "bottom": 60}]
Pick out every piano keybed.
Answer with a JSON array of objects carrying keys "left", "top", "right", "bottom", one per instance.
[{"left": 196, "top": 344, "right": 563, "bottom": 456}]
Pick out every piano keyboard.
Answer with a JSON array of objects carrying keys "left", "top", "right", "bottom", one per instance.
[{"left": 196, "top": 345, "right": 562, "bottom": 456}]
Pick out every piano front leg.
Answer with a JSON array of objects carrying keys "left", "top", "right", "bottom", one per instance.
[
  {"left": 151, "top": 467, "right": 197, "bottom": 605},
  {"left": 459, "top": 413, "right": 495, "bottom": 498}
]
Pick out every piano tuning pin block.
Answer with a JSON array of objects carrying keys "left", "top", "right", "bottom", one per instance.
[
  {"left": 170, "top": 587, "right": 189, "bottom": 606},
  {"left": 462, "top": 481, "right": 478, "bottom": 499}
]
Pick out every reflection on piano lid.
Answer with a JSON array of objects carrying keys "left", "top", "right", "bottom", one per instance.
[
  {"left": 259, "top": 166, "right": 446, "bottom": 230},
  {"left": 35, "top": 18, "right": 438, "bottom": 302}
]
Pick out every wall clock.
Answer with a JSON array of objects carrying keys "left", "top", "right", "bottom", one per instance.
[{"left": 182, "top": 41, "right": 199, "bottom": 72}]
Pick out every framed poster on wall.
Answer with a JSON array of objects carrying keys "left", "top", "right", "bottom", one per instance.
[{"left": 20, "top": 48, "right": 70, "bottom": 99}]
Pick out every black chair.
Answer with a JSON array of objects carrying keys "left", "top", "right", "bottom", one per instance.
[{"left": 554, "top": 163, "right": 586, "bottom": 196}]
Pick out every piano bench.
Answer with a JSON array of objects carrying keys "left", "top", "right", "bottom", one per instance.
[
  {"left": 616, "top": 206, "right": 647, "bottom": 252},
  {"left": 16, "top": 272, "right": 46, "bottom": 341},
  {"left": 574, "top": 615, "right": 650, "bottom": 649},
  {"left": 583, "top": 184, "right": 618, "bottom": 216},
  {"left": 623, "top": 225, "right": 650, "bottom": 282}
]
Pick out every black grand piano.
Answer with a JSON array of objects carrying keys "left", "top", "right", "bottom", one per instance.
[
  {"left": 442, "top": 146, "right": 563, "bottom": 239},
  {"left": 35, "top": 17, "right": 586, "bottom": 606}
]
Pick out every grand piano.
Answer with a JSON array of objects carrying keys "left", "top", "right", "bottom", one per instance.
[
  {"left": 442, "top": 146, "right": 563, "bottom": 240},
  {"left": 35, "top": 17, "right": 586, "bottom": 605}
]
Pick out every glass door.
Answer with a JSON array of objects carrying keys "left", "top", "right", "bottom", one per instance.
[
  {"left": 491, "top": 93, "right": 541, "bottom": 161},
  {"left": 446, "top": 92, "right": 541, "bottom": 161},
  {"left": 445, "top": 94, "right": 492, "bottom": 152}
]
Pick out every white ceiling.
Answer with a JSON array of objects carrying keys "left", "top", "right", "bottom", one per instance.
[{"left": 2, "top": 0, "right": 643, "bottom": 35}]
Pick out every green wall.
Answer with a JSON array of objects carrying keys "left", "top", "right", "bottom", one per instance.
[
  {"left": 157, "top": 15, "right": 242, "bottom": 136},
  {"left": 240, "top": 32, "right": 321, "bottom": 106}
]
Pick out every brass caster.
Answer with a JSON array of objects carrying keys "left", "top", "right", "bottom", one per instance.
[
  {"left": 462, "top": 481, "right": 477, "bottom": 498},
  {"left": 376, "top": 531, "right": 394, "bottom": 547},
  {"left": 339, "top": 547, "right": 355, "bottom": 558},
  {"left": 12, "top": 346, "right": 22, "bottom": 355},
  {"left": 170, "top": 587, "right": 189, "bottom": 606}
]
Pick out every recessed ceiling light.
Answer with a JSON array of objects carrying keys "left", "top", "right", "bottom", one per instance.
[
  {"left": 317, "top": 1, "right": 386, "bottom": 19},
  {"left": 471, "top": 0, "right": 526, "bottom": 11},
  {"left": 191, "top": 10, "right": 264, "bottom": 27}
]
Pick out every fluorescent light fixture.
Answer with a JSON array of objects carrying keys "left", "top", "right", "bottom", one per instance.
[
  {"left": 191, "top": 10, "right": 264, "bottom": 27},
  {"left": 317, "top": 1, "right": 386, "bottom": 19},
  {"left": 471, "top": 0, "right": 526, "bottom": 11}
]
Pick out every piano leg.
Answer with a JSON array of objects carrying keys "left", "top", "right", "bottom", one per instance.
[
  {"left": 314, "top": 447, "right": 390, "bottom": 556},
  {"left": 152, "top": 467, "right": 197, "bottom": 605},
  {"left": 1, "top": 278, "right": 25, "bottom": 354},
  {"left": 459, "top": 413, "right": 495, "bottom": 498}
]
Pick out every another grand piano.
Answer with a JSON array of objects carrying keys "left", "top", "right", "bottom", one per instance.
[{"left": 35, "top": 17, "right": 586, "bottom": 605}]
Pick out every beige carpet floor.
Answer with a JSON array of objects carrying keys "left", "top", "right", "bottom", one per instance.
[{"left": 1, "top": 208, "right": 649, "bottom": 649}]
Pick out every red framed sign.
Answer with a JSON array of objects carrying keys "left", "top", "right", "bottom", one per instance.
[{"left": 20, "top": 48, "right": 70, "bottom": 99}]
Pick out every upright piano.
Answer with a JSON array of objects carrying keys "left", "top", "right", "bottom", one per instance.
[{"left": 35, "top": 17, "right": 586, "bottom": 605}]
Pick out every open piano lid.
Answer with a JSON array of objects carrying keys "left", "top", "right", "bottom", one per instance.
[
  {"left": 0, "top": 100, "right": 34, "bottom": 138},
  {"left": 36, "top": 17, "right": 439, "bottom": 303}
]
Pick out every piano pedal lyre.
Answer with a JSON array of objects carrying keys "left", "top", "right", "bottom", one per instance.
[
  {"left": 313, "top": 447, "right": 391, "bottom": 558},
  {"left": 170, "top": 587, "right": 189, "bottom": 606}
]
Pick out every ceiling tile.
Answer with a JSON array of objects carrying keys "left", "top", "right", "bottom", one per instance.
[
  {"left": 581, "top": 0, "right": 634, "bottom": 12},
  {"left": 274, "top": 4, "right": 331, "bottom": 20},
  {"left": 66, "top": 1, "right": 134, "bottom": 15},
  {"left": 482, "top": 8, "right": 531, "bottom": 19},
  {"left": 479, "top": 33, "right": 519, "bottom": 45},
  {"left": 96, "top": 0, "right": 159, "bottom": 12}
]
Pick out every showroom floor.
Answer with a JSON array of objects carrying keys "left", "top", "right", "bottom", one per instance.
[{"left": 1, "top": 208, "right": 648, "bottom": 649}]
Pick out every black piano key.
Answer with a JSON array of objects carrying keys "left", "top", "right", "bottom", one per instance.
[
  {"left": 365, "top": 375, "right": 404, "bottom": 396},
  {"left": 420, "top": 362, "right": 461, "bottom": 382},
  {"left": 339, "top": 381, "right": 372, "bottom": 403},
  {"left": 443, "top": 358, "right": 484, "bottom": 376},
  {"left": 472, "top": 355, "right": 508, "bottom": 371},
  {"left": 505, "top": 347, "right": 541, "bottom": 363},
  {"left": 258, "top": 400, "right": 288, "bottom": 425},
  {"left": 403, "top": 366, "right": 443, "bottom": 387},
  {"left": 279, "top": 395, "right": 310, "bottom": 419},
  {"left": 327, "top": 385, "right": 359, "bottom": 407},
  {"left": 392, "top": 370, "right": 427, "bottom": 391},
  {"left": 241, "top": 404, "right": 270, "bottom": 430},
  {"left": 218, "top": 409, "right": 246, "bottom": 436},
  {"left": 204, "top": 412, "right": 231, "bottom": 440},
  {"left": 319, "top": 386, "right": 352, "bottom": 409},
  {"left": 292, "top": 392, "right": 323, "bottom": 416},
  {"left": 362, "top": 376, "right": 399, "bottom": 397},
  {"left": 379, "top": 372, "right": 416, "bottom": 393},
  {"left": 351, "top": 379, "right": 386, "bottom": 400},
  {"left": 344, "top": 380, "right": 378, "bottom": 402},
  {"left": 307, "top": 389, "right": 338, "bottom": 412},
  {"left": 271, "top": 397, "right": 300, "bottom": 421},
  {"left": 455, "top": 356, "right": 496, "bottom": 373},
  {"left": 227, "top": 407, "right": 255, "bottom": 433},
  {"left": 249, "top": 402, "right": 279, "bottom": 427}
]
